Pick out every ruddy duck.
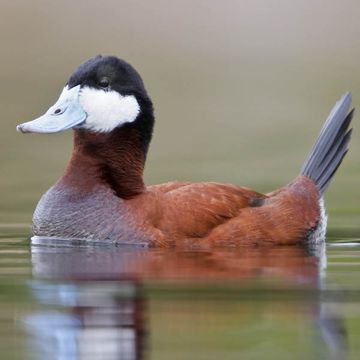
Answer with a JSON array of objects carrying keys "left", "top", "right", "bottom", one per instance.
[{"left": 17, "top": 55, "right": 354, "bottom": 247}]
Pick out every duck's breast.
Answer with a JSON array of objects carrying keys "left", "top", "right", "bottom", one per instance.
[{"left": 32, "top": 183, "right": 151, "bottom": 244}]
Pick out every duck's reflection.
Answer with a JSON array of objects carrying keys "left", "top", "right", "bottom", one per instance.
[
  {"left": 26, "top": 241, "right": 347, "bottom": 360},
  {"left": 25, "top": 277, "right": 145, "bottom": 360}
]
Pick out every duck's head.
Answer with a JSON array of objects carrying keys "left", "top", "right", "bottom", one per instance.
[{"left": 17, "top": 55, "right": 154, "bottom": 152}]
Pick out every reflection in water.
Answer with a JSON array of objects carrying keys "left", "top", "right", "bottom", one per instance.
[
  {"left": 30, "top": 244, "right": 325, "bottom": 283},
  {"left": 25, "top": 278, "right": 146, "bottom": 360},
  {"left": 317, "top": 307, "right": 347, "bottom": 359},
  {"left": 25, "top": 241, "right": 347, "bottom": 359}
]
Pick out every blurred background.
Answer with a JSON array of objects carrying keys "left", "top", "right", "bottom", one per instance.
[{"left": 0, "top": 0, "right": 359, "bottom": 230}]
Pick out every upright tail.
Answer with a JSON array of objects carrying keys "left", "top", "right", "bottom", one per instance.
[{"left": 301, "top": 93, "right": 354, "bottom": 196}]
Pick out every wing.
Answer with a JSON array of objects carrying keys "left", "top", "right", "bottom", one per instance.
[
  {"left": 206, "top": 176, "right": 321, "bottom": 246},
  {"left": 148, "top": 182, "right": 267, "bottom": 238},
  {"left": 147, "top": 181, "right": 192, "bottom": 193}
]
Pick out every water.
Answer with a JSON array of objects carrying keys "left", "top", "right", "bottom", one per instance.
[{"left": 0, "top": 226, "right": 359, "bottom": 360}]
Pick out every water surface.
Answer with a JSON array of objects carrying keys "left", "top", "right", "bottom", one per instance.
[{"left": 1, "top": 225, "right": 360, "bottom": 359}]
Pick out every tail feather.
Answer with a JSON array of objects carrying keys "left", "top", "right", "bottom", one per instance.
[{"left": 301, "top": 93, "right": 354, "bottom": 196}]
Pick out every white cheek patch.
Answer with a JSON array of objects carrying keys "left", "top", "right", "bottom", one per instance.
[{"left": 78, "top": 87, "right": 140, "bottom": 132}]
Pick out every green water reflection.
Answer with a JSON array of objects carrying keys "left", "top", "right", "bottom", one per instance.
[{"left": 1, "top": 227, "right": 360, "bottom": 360}]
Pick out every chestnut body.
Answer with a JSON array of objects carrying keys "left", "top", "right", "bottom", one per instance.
[
  {"left": 33, "top": 129, "right": 321, "bottom": 247},
  {"left": 17, "top": 56, "right": 353, "bottom": 247}
]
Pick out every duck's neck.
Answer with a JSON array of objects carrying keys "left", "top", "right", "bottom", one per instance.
[{"left": 61, "top": 127, "right": 146, "bottom": 199}]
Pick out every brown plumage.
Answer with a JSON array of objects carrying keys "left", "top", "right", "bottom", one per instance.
[
  {"left": 103, "top": 167, "right": 320, "bottom": 248},
  {"left": 16, "top": 56, "right": 354, "bottom": 247}
]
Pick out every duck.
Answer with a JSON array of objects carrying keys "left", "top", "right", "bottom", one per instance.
[{"left": 17, "top": 55, "right": 354, "bottom": 247}]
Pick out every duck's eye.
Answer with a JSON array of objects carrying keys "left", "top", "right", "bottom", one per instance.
[{"left": 98, "top": 78, "right": 110, "bottom": 89}]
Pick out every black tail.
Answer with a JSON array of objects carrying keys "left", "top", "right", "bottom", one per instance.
[{"left": 301, "top": 93, "right": 354, "bottom": 196}]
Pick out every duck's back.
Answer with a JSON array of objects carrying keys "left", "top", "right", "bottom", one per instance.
[{"left": 141, "top": 177, "right": 321, "bottom": 247}]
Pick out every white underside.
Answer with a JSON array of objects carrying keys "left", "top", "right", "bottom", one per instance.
[
  {"left": 307, "top": 197, "right": 328, "bottom": 280},
  {"left": 308, "top": 197, "right": 327, "bottom": 244}
]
